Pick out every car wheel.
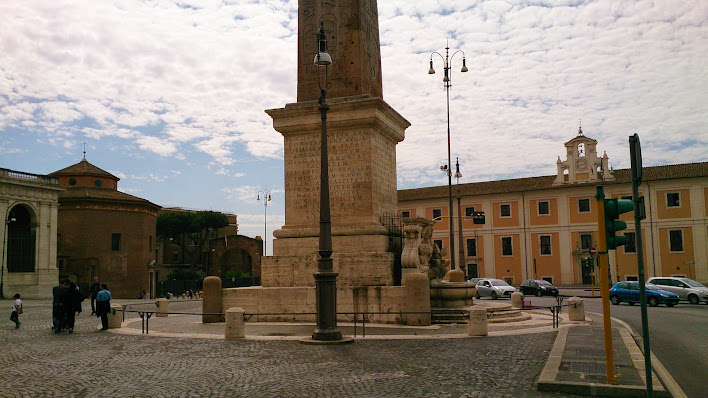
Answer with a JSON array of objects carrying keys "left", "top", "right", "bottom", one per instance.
[
  {"left": 648, "top": 297, "right": 659, "bottom": 307},
  {"left": 666, "top": 302, "right": 676, "bottom": 307},
  {"left": 535, "top": 290, "right": 543, "bottom": 297},
  {"left": 610, "top": 295, "right": 620, "bottom": 305},
  {"left": 628, "top": 302, "right": 635, "bottom": 306},
  {"left": 688, "top": 294, "right": 700, "bottom": 305},
  {"left": 491, "top": 291, "right": 498, "bottom": 300},
  {"left": 475, "top": 291, "right": 480, "bottom": 299}
]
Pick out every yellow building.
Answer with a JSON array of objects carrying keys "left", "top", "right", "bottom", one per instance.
[{"left": 398, "top": 131, "right": 708, "bottom": 286}]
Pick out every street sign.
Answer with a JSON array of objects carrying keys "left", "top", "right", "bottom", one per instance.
[
  {"left": 629, "top": 133, "right": 642, "bottom": 184},
  {"left": 590, "top": 247, "right": 597, "bottom": 255}
]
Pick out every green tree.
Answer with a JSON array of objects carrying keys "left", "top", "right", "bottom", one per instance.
[{"left": 157, "top": 210, "right": 229, "bottom": 268}]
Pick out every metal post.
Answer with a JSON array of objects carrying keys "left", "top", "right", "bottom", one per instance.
[
  {"left": 596, "top": 186, "right": 616, "bottom": 384},
  {"left": 312, "top": 22, "right": 341, "bottom": 341},
  {"left": 455, "top": 159, "right": 465, "bottom": 277},
  {"left": 630, "top": 134, "right": 652, "bottom": 397},
  {"left": 429, "top": 43, "right": 467, "bottom": 270}
]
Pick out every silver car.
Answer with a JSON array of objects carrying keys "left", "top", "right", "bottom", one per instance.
[
  {"left": 646, "top": 277, "right": 708, "bottom": 304},
  {"left": 475, "top": 278, "right": 516, "bottom": 300}
]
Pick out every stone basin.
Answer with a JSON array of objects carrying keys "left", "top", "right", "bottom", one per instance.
[{"left": 430, "top": 281, "right": 477, "bottom": 308}]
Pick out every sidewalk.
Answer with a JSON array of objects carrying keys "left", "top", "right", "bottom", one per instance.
[
  {"left": 538, "top": 312, "right": 674, "bottom": 397},
  {"left": 114, "top": 299, "right": 682, "bottom": 397}
]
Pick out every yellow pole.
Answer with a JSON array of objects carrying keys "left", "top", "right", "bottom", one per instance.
[
  {"left": 591, "top": 264, "right": 595, "bottom": 297},
  {"left": 596, "top": 186, "right": 615, "bottom": 384}
]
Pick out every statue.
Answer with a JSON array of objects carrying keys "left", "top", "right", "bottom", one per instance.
[{"left": 400, "top": 218, "right": 448, "bottom": 280}]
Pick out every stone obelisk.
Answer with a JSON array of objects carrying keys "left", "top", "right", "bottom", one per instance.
[{"left": 264, "top": 0, "right": 410, "bottom": 288}]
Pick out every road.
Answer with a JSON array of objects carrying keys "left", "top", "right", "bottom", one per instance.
[{"left": 526, "top": 294, "right": 707, "bottom": 398}]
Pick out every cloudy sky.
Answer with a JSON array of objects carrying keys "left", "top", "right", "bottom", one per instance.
[{"left": 1, "top": 0, "right": 706, "bottom": 254}]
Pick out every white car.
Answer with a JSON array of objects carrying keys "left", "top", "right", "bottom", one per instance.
[
  {"left": 647, "top": 277, "right": 708, "bottom": 304},
  {"left": 475, "top": 278, "right": 516, "bottom": 299}
]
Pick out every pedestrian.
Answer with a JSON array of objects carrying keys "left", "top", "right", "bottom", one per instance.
[
  {"left": 52, "top": 279, "right": 69, "bottom": 333},
  {"left": 10, "top": 293, "right": 22, "bottom": 329},
  {"left": 89, "top": 276, "right": 100, "bottom": 315},
  {"left": 95, "top": 283, "right": 112, "bottom": 331},
  {"left": 62, "top": 281, "right": 84, "bottom": 333}
]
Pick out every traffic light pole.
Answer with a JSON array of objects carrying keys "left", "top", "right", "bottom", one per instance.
[
  {"left": 595, "top": 186, "right": 616, "bottom": 384},
  {"left": 630, "top": 134, "right": 653, "bottom": 397}
]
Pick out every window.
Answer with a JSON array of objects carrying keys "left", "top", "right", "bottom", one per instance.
[
  {"left": 666, "top": 192, "right": 680, "bottom": 207},
  {"left": 466, "top": 238, "right": 477, "bottom": 257},
  {"left": 433, "top": 239, "right": 443, "bottom": 251},
  {"left": 149, "top": 236, "right": 152, "bottom": 252},
  {"left": 432, "top": 208, "right": 442, "bottom": 221},
  {"left": 577, "top": 143, "right": 585, "bottom": 156},
  {"left": 624, "top": 232, "right": 636, "bottom": 253},
  {"left": 542, "top": 276, "right": 553, "bottom": 284},
  {"left": 465, "top": 207, "right": 475, "bottom": 217},
  {"left": 538, "top": 201, "right": 550, "bottom": 215},
  {"left": 172, "top": 252, "right": 179, "bottom": 262},
  {"left": 111, "top": 233, "right": 121, "bottom": 251},
  {"left": 501, "top": 236, "right": 513, "bottom": 256},
  {"left": 500, "top": 204, "right": 511, "bottom": 217},
  {"left": 540, "top": 235, "right": 551, "bottom": 255},
  {"left": 626, "top": 275, "right": 638, "bottom": 281},
  {"left": 401, "top": 211, "right": 411, "bottom": 217},
  {"left": 669, "top": 230, "right": 683, "bottom": 252},
  {"left": 578, "top": 198, "right": 590, "bottom": 213},
  {"left": 580, "top": 234, "right": 593, "bottom": 250}
]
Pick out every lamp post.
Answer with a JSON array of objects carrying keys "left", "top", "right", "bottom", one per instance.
[
  {"left": 454, "top": 158, "right": 466, "bottom": 278},
  {"left": 312, "top": 21, "right": 341, "bottom": 341},
  {"left": 1, "top": 215, "right": 16, "bottom": 298},
  {"left": 429, "top": 43, "right": 467, "bottom": 270},
  {"left": 257, "top": 190, "right": 271, "bottom": 256}
]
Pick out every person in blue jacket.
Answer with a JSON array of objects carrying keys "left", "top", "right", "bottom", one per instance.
[{"left": 95, "top": 284, "right": 112, "bottom": 330}]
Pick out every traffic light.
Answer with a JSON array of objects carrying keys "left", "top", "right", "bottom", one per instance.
[{"left": 604, "top": 198, "right": 634, "bottom": 249}]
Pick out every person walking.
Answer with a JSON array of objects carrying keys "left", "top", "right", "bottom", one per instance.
[
  {"left": 52, "top": 279, "right": 69, "bottom": 333},
  {"left": 62, "top": 282, "right": 84, "bottom": 333},
  {"left": 10, "top": 293, "right": 22, "bottom": 329},
  {"left": 89, "top": 276, "right": 101, "bottom": 315},
  {"left": 95, "top": 284, "right": 112, "bottom": 331}
]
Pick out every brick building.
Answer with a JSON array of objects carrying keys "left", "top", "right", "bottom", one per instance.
[{"left": 50, "top": 157, "right": 160, "bottom": 298}]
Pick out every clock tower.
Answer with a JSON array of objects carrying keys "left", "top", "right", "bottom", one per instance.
[{"left": 554, "top": 126, "right": 614, "bottom": 185}]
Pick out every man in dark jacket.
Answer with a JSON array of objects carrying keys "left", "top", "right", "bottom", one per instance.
[
  {"left": 89, "top": 276, "right": 101, "bottom": 315},
  {"left": 52, "top": 279, "right": 70, "bottom": 333},
  {"left": 62, "top": 281, "right": 84, "bottom": 333}
]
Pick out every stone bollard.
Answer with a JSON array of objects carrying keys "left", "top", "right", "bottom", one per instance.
[
  {"left": 511, "top": 291, "right": 524, "bottom": 309},
  {"left": 202, "top": 276, "right": 223, "bottom": 323},
  {"left": 224, "top": 307, "right": 246, "bottom": 339},
  {"left": 405, "top": 272, "right": 431, "bottom": 326},
  {"left": 445, "top": 269, "right": 465, "bottom": 282},
  {"left": 156, "top": 298, "right": 169, "bottom": 317},
  {"left": 467, "top": 305, "right": 488, "bottom": 336},
  {"left": 567, "top": 297, "right": 585, "bottom": 321},
  {"left": 108, "top": 304, "right": 123, "bottom": 329}
]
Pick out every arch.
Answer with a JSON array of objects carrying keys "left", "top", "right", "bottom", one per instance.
[
  {"left": 220, "top": 248, "right": 253, "bottom": 279},
  {"left": 7, "top": 204, "right": 37, "bottom": 273}
]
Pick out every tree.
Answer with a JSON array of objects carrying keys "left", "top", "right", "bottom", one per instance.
[{"left": 157, "top": 210, "right": 229, "bottom": 268}]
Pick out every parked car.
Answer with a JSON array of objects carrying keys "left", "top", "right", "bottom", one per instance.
[
  {"left": 467, "top": 277, "right": 482, "bottom": 285},
  {"left": 646, "top": 277, "right": 708, "bottom": 304},
  {"left": 475, "top": 278, "right": 516, "bottom": 299},
  {"left": 519, "top": 279, "right": 559, "bottom": 297},
  {"left": 609, "top": 281, "right": 679, "bottom": 307}
]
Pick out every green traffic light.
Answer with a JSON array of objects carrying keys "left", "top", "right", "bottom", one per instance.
[{"left": 604, "top": 198, "right": 634, "bottom": 250}]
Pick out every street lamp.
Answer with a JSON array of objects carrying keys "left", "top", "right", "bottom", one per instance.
[
  {"left": 1, "top": 215, "right": 16, "bottom": 298},
  {"left": 429, "top": 42, "right": 467, "bottom": 270},
  {"left": 454, "top": 158, "right": 466, "bottom": 278},
  {"left": 257, "top": 190, "right": 271, "bottom": 256},
  {"left": 312, "top": 21, "right": 342, "bottom": 341}
]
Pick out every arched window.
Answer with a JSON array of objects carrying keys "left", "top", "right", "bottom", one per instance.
[
  {"left": 7, "top": 205, "right": 36, "bottom": 273},
  {"left": 577, "top": 143, "right": 585, "bottom": 157}
]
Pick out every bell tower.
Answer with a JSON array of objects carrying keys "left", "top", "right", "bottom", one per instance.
[{"left": 554, "top": 126, "right": 614, "bottom": 185}]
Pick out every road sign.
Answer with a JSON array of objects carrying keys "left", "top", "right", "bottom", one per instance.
[{"left": 590, "top": 247, "right": 597, "bottom": 255}]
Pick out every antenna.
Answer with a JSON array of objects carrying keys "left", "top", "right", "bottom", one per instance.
[{"left": 83, "top": 142, "right": 86, "bottom": 160}]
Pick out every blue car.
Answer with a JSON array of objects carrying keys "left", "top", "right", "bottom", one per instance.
[{"left": 609, "top": 281, "right": 679, "bottom": 307}]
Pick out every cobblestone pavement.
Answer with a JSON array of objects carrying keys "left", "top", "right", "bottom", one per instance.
[{"left": 1, "top": 300, "right": 581, "bottom": 398}]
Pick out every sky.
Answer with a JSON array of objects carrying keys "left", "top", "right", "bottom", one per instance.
[{"left": 1, "top": 0, "right": 707, "bottom": 255}]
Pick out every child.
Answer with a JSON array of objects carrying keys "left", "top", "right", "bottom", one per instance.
[{"left": 11, "top": 293, "right": 22, "bottom": 329}]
